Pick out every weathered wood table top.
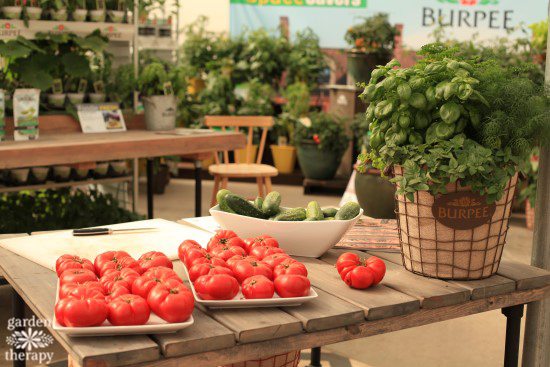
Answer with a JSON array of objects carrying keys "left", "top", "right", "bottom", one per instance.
[
  {"left": 0, "top": 130, "right": 245, "bottom": 169},
  {"left": 1, "top": 232, "right": 550, "bottom": 367}
]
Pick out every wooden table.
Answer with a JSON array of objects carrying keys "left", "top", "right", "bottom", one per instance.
[
  {"left": 0, "top": 130, "right": 245, "bottom": 218},
  {"left": 1, "top": 233, "right": 550, "bottom": 367}
]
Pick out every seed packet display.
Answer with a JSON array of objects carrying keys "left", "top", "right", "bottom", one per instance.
[
  {"left": 13, "top": 89, "right": 40, "bottom": 141},
  {"left": 0, "top": 90, "right": 5, "bottom": 141}
]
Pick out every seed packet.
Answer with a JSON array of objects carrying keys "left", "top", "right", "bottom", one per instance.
[
  {"left": 13, "top": 89, "right": 40, "bottom": 141},
  {"left": 0, "top": 90, "right": 5, "bottom": 141}
]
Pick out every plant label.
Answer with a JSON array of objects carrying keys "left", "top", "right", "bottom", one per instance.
[
  {"left": 432, "top": 191, "right": 496, "bottom": 230},
  {"left": 77, "top": 79, "right": 88, "bottom": 94},
  {"left": 52, "top": 78, "right": 63, "bottom": 94},
  {"left": 93, "top": 80, "right": 104, "bottom": 94},
  {"left": 163, "top": 82, "right": 173, "bottom": 96},
  {"left": 0, "top": 90, "right": 5, "bottom": 142},
  {"left": 96, "top": 0, "right": 105, "bottom": 10},
  {"left": 13, "top": 89, "right": 40, "bottom": 141}
]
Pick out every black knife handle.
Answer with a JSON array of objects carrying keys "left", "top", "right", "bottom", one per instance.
[{"left": 73, "top": 228, "right": 111, "bottom": 236}]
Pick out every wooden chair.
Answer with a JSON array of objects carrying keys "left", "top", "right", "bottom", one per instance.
[{"left": 205, "top": 116, "right": 278, "bottom": 206}]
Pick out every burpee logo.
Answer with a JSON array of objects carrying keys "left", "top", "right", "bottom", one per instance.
[
  {"left": 5, "top": 316, "right": 55, "bottom": 365},
  {"left": 424, "top": 0, "right": 513, "bottom": 29}
]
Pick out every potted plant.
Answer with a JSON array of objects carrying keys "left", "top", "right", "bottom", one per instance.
[
  {"left": 93, "top": 161, "right": 109, "bottom": 177},
  {"left": 529, "top": 19, "right": 547, "bottom": 64},
  {"left": 69, "top": 0, "right": 87, "bottom": 21},
  {"left": 294, "top": 111, "right": 349, "bottom": 180},
  {"left": 106, "top": 0, "right": 124, "bottom": 23},
  {"left": 65, "top": 78, "right": 87, "bottom": 105},
  {"left": 24, "top": 0, "right": 42, "bottom": 20},
  {"left": 138, "top": 62, "right": 177, "bottom": 131},
  {"left": 519, "top": 148, "right": 539, "bottom": 230},
  {"left": 271, "top": 82, "right": 310, "bottom": 174},
  {"left": 47, "top": 0, "right": 69, "bottom": 21},
  {"left": 53, "top": 165, "right": 71, "bottom": 181},
  {"left": 86, "top": 0, "right": 105, "bottom": 22},
  {"left": 345, "top": 13, "right": 398, "bottom": 85},
  {"left": 2, "top": 0, "right": 23, "bottom": 19},
  {"left": 30, "top": 166, "right": 49, "bottom": 184},
  {"left": 360, "top": 44, "right": 550, "bottom": 280},
  {"left": 110, "top": 63, "right": 135, "bottom": 110}
]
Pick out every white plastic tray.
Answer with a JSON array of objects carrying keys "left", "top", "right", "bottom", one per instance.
[
  {"left": 183, "top": 267, "right": 318, "bottom": 309},
  {"left": 52, "top": 282, "right": 194, "bottom": 337}
]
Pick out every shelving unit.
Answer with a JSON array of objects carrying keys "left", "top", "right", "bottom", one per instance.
[{"left": 0, "top": 175, "right": 133, "bottom": 193}]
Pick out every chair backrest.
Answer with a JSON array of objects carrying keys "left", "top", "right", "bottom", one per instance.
[{"left": 204, "top": 116, "right": 274, "bottom": 165}]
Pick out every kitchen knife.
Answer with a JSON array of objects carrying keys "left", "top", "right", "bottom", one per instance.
[{"left": 73, "top": 227, "right": 157, "bottom": 236}]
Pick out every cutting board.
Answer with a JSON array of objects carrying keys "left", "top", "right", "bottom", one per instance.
[{"left": 0, "top": 219, "right": 212, "bottom": 272}]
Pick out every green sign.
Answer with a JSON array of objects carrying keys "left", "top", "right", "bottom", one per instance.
[{"left": 230, "top": 0, "right": 367, "bottom": 8}]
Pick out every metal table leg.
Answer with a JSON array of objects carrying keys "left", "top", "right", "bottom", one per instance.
[
  {"left": 194, "top": 160, "right": 202, "bottom": 217},
  {"left": 146, "top": 158, "right": 154, "bottom": 219},
  {"left": 12, "top": 289, "right": 26, "bottom": 367},
  {"left": 305, "top": 347, "right": 322, "bottom": 367},
  {"left": 502, "top": 304, "right": 525, "bottom": 367}
]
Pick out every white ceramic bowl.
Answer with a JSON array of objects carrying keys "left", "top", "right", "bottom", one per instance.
[{"left": 209, "top": 205, "right": 363, "bottom": 258}]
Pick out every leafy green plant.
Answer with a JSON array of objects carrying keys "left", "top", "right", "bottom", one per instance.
[
  {"left": 345, "top": 13, "right": 398, "bottom": 57},
  {"left": 286, "top": 28, "right": 326, "bottom": 87},
  {"left": 0, "top": 188, "right": 144, "bottom": 233},
  {"left": 110, "top": 63, "right": 135, "bottom": 109},
  {"left": 137, "top": 62, "right": 169, "bottom": 96},
  {"left": 529, "top": 19, "right": 548, "bottom": 52},
  {"left": 236, "top": 78, "right": 274, "bottom": 116},
  {"left": 272, "top": 82, "right": 310, "bottom": 145},
  {"left": 294, "top": 112, "right": 349, "bottom": 156},
  {"left": 180, "top": 16, "right": 220, "bottom": 76},
  {"left": 359, "top": 44, "right": 550, "bottom": 203}
]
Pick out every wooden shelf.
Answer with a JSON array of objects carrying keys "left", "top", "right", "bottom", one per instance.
[
  {"left": 0, "top": 175, "right": 132, "bottom": 193},
  {"left": 0, "top": 19, "right": 134, "bottom": 41}
]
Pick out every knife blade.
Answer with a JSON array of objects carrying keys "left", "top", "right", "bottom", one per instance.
[{"left": 73, "top": 227, "right": 157, "bottom": 236}]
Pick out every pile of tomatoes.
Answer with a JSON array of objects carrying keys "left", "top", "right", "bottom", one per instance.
[
  {"left": 178, "top": 230, "right": 311, "bottom": 300},
  {"left": 54, "top": 251, "right": 194, "bottom": 327},
  {"left": 336, "top": 252, "right": 386, "bottom": 289}
]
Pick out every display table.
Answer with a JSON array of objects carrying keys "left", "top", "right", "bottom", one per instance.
[{"left": 1, "top": 232, "right": 549, "bottom": 367}]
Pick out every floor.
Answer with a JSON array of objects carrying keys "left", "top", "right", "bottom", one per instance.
[{"left": 0, "top": 178, "right": 537, "bottom": 367}]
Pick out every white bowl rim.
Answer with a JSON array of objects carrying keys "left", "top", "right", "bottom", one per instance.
[{"left": 209, "top": 205, "right": 363, "bottom": 223}]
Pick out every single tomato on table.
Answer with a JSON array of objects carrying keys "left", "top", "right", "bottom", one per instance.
[
  {"left": 59, "top": 281, "right": 105, "bottom": 299},
  {"left": 262, "top": 253, "right": 292, "bottom": 270},
  {"left": 55, "top": 255, "right": 95, "bottom": 277},
  {"left": 100, "top": 268, "right": 140, "bottom": 291},
  {"left": 232, "top": 259, "right": 273, "bottom": 283},
  {"left": 249, "top": 246, "right": 285, "bottom": 260},
  {"left": 55, "top": 297, "right": 108, "bottom": 327},
  {"left": 336, "top": 252, "right": 386, "bottom": 289},
  {"left": 59, "top": 269, "right": 97, "bottom": 287},
  {"left": 273, "top": 261, "right": 308, "bottom": 278},
  {"left": 177, "top": 239, "right": 202, "bottom": 263},
  {"left": 210, "top": 245, "right": 247, "bottom": 262},
  {"left": 147, "top": 283, "right": 195, "bottom": 322},
  {"left": 207, "top": 230, "right": 245, "bottom": 252},
  {"left": 274, "top": 275, "right": 310, "bottom": 298},
  {"left": 194, "top": 274, "right": 239, "bottom": 300},
  {"left": 243, "top": 235, "right": 279, "bottom": 254},
  {"left": 187, "top": 263, "right": 234, "bottom": 282},
  {"left": 138, "top": 251, "right": 173, "bottom": 271},
  {"left": 242, "top": 275, "right": 274, "bottom": 299},
  {"left": 108, "top": 294, "right": 150, "bottom": 326}
]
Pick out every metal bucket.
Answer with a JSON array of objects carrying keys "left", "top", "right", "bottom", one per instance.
[{"left": 143, "top": 95, "right": 177, "bottom": 131}]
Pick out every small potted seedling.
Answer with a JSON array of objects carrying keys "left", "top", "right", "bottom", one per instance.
[
  {"left": 2, "top": 0, "right": 23, "bottom": 19},
  {"left": 9, "top": 168, "right": 29, "bottom": 185},
  {"left": 72, "top": 166, "right": 89, "bottom": 180},
  {"left": 109, "top": 160, "right": 128, "bottom": 176},
  {"left": 31, "top": 166, "right": 49, "bottom": 184},
  {"left": 70, "top": 0, "right": 87, "bottom": 21},
  {"left": 138, "top": 62, "right": 177, "bottom": 130},
  {"left": 48, "top": 0, "right": 68, "bottom": 21},
  {"left": 106, "top": 0, "right": 124, "bottom": 23},
  {"left": 87, "top": 0, "right": 105, "bottom": 22},
  {"left": 93, "top": 161, "right": 109, "bottom": 178},
  {"left": 89, "top": 80, "right": 106, "bottom": 103},
  {"left": 53, "top": 165, "right": 71, "bottom": 181},
  {"left": 47, "top": 78, "right": 66, "bottom": 109},
  {"left": 24, "top": 0, "right": 42, "bottom": 20},
  {"left": 66, "top": 79, "right": 87, "bottom": 105}
]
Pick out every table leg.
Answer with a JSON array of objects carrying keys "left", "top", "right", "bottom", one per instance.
[
  {"left": 305, "top": 347, "right": 322, "bottom": 367},
  {"left": 502, "top": 304, "right": 524, "bottom": 367},
  {"left": 194, "top": 160, "right": 202, "bottom": 217},
  {"left": 146, "top": 158, "right": 154, "bottom": 219},
  {"left": 12, "top": 289, "right": 26, "bottom": 367}
]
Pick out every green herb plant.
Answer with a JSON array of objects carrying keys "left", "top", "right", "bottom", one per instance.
[
  {"left": 236, "top": 78, "right": 274, "bottom": 116},
  {"left": 287, "top": 28, "right": 326, "bottom": 87},
  {"left": 137, "top": 61, "right": 169, "bottom": 96},
  {"left": 294, "top": 111, "right": 349, "bottom": 157}
]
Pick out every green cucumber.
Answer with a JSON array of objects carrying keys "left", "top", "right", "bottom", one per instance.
[
  {"left": 325, "top": 217, "right": 335, "bottom": 220},
  {"left": 225, "top": 194, "right": 267, "bottom": 219},
  {"left": 335, "top": 202, "right": 361, "bottom": 220},
  {"left": 254, "top": 196, "right": 264, "bottom": 210},
  {"left": 262, "top": 191, "right": 282, "bottom": 216},
  {"left": 322, "top": 207, "right": 338, "bottom": 218},
  {"left": 274, "top": 207, "right": 307, "bottom": 221},
  {"left": 305, "top": 217, "right": 319, "bottom": 221},
  {"left": 216, "top": 189, "right": 235, "bottom": 213},
  {"left": 306, "top": 201, "right": 323, "bottom": 220}
]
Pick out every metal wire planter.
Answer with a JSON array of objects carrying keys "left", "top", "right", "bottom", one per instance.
[{"left": 221, "top": 350, "right": 301, "bottom": 367}]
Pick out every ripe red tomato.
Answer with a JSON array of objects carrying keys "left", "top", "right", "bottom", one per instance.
[
  {"left": 232, "top": 259, "right": 273, "bottom": 284},
  {"left": 59, "top": 281, "right": 105, "bottom": 299},
  {"left": 210, "top": 245, "right": 247, "bottom": 262},
  {"left": 273, "top": 261, "right": 308, "bottom": 278},
  {"left": 194, "top": 274, "right": 239, "bottom": 300},
  {"left": 226, "top": 255, "right": 260, "bottom": 270},
  {"left": 55, "top": 255, "right": 95, "bottom": 277},
  {"left": 184, "top": 248, "right": 228, "bottom": 268},
  {"left": 243, "top": 235, "right": 279, "bottom": 254},
  {"left": 94, "top": 251, "right": 132, "bottom": 275},
  {"left": 107, "top": 294, "right": 150, "bottom": 326},
  {"left": 242, "top": 275, "right": 274, "bottom": 299},
  {"left": 105, "top": 285, "right": 131, "bottom": 302},
  {"left": 187, "top": 263, "right": 234, "bottom": 282},
  {"left": 131, "top": 276, "right": 181, "bottom": 299},
  {"left": 147, "top": 283, "right": 194, "bottom": 322},
  {"left": 138, "top": 251, "right": 173, "bottom": 271},
  {"left": 262, "top": 253, "right": 292, "bottom": 270},
  {"left": 98, "top": 256, "right": 142, "bottom": 276},
  {"left": 142, "top": 267, "right": 182, "bottom": 283},
  {"left": 207, "top": 230, "right": 245, "bottom": 252},
  {"left": 177, "top": 239, "right": 202, "bottom": 263},
  {"left": 249, "top": 246, "right": 285, "bottom": 260},
  {"left": 100, "top": 268, "right": 140, "bottom": 291},
  {"left": 336, "top": 253, "right": 386, "bottom": 289},
  {"left": 274, "top": 275, "right": 311, "bottom": 298},
  {"left": 59, "top": 268, "right": 97, "bottom": 286},
  {"left": 55, "top": 297, "right": 108, "bottom": 327}
]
